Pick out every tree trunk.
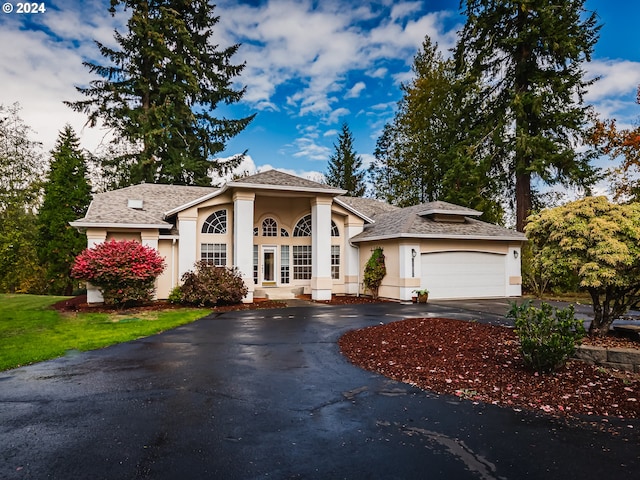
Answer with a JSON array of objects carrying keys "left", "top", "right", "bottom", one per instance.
[{"left": 515, "top": 171, "right": 531, "bottom": 233}]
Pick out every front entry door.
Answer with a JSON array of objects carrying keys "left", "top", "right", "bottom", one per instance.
[{"left": 262, "top": 246, "right": 277, "bottom": 285}]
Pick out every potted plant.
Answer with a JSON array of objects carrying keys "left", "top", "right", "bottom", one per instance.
[{"left": 413, "top": 289, "right": 429, "bottom": 303}]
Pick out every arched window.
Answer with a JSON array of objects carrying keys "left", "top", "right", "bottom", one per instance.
[
  {"left": 293, "top": 214, "right": 312, "bottom": 237},
  {"left": 253, "top": 227, "right": 258, "bottom": 236},
  {"left": 280, "top": 228, "right": 289, "bottom": 237},
  {"left": 331, "top": 220, "right": 339, "bottom": 237},
  {"left": 202, "top": 209, "right": 227, "bottom": 234},
  {"left": 262, "top": 217, "right": 278, "bottom": 236}
]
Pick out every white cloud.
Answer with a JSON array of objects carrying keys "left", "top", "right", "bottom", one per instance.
[
  {"left": 345, "top": 81, "right": 367, "bottom": 99},
  {"left": 586, "top": 59, "right": 640, "bottom": 102},
  {"left": 292, "top": 136, "right": 332, "bottom": 161},
  {"left": 327, "top": 107, "right": 350, "bottom": 124},
  {"left": 218, "top": 0, "right": 458, "bottom": 120}
]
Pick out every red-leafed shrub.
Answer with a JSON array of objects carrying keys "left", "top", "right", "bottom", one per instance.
[{"left": 71, "top": 239, "right": 165, "bottom": 306}]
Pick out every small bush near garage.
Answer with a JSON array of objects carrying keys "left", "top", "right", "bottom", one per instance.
[
  {"left": 507, "top": 301, "right": 586, "bottom": 373},
  {"left": 177, "top": 261, "right": 248, "bottom": 306}
]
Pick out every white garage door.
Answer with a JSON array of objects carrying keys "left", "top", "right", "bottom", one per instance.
[{"left": 421, "top": 251, "right": 506, "bottom": 299}]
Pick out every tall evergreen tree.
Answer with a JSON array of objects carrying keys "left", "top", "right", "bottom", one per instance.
[
  {"left": 66, "top": 0, "right": 255, "bottom": 186},
  {"left": 325, "top": 123, "right": 366, "bottom": 197},
  {"left": 369, "top": 36, "right": 503, "bottom": 221},
  {"left": 455, "top": 0, "right": 600, "bottom": 231},
  {"left": 37, "top": 125, "right": 92, "bottom": 295},
  {"left": 0, "top": 103, "right": 47, "bottom": 293}
]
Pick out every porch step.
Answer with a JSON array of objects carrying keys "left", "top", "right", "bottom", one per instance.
[{"left": 264, "top": 287, "right": 299, "bottom": 300}]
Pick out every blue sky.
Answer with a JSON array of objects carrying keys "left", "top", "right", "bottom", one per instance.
[{"left": 1, "top": 0, "right": 640, "bottom": 184}]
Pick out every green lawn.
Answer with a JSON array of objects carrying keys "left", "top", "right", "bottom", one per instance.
[{"left": 0, "top": 294, "right": 210, "bottom": 371}]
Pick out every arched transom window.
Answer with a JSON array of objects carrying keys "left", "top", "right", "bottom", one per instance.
[
  {"left": 331, "top": 220, "right": 339, "bottom": 237},
  {"left": 293, "top": 214, "right": 312, "bottom": 237},
  {"left": 202, "top": 209, "right": 227, "bottom": 234},
  {"left": 262, "top": 217, "right": 278, "bottom": 236}
]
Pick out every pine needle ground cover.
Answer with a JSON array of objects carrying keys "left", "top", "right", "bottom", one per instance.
[{"left": 0, "top": 294, "right": 208, "bottom": 371}]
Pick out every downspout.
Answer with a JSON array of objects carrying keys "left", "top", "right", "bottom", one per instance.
[{"left": 171, "top": 238, "right": 177, "bottom": 289}]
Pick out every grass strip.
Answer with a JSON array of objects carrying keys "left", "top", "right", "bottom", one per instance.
[{"left": 0, "top": 294, "right": 209, "bottom": 371}]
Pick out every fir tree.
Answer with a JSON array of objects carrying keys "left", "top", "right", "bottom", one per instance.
[
  {"left": 369, "top": 36, "right": 503, "bottom": 221},
  {"left": 37, "top": 125, "right": 92, "bottom": 295},
  {"left": 325, "top": 123, "right": 366, "bottom": 197},
  {"left": 66, "top": 0, "right": 255, "bottom": 186},
  {"left": 455, "top": 0, "right": 600, "bottom": 231}
]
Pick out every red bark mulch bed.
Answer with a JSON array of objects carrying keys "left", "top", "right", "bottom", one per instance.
[
  {"left": 49, "top": 295, "right": 287, "bottom": 313},
  {"left": 339, "top": 317, "right": 640, "bottom": 420}
]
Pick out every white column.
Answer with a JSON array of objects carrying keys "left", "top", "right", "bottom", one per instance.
[
  {"left": 311, "top": 197, "right": 332, "bottom": 300},
  {"left": 86, "top": 229, "right": 107, "bottom": 303},
  {"left": 343, "top": 224, "right": 363, "bottom": 295},
  {"left": 506, "top": 245, "right": 523, "bottom": 297},
  {"left": 234, "top": 191, "right": 255, "bottom": 303},
  {"left": 398, "top": 243, "right": 421, "bottom": 301},
  {"left": 178, "top": 217, "right": 197, "bottom": 279}
]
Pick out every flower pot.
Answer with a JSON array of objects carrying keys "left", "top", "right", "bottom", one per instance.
[
  {"left": 411, "top": 296, "right": 418, "bottom": 303},
  {"left": 417, "top": 293, "right": 428, "bottom": 304}
]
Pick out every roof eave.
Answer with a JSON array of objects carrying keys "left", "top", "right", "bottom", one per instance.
[
  {"left": 350, "top": 233, "right": 527, "bottom": 243},
  {"left": 69, "top": 221, "right": 172, "bottom": 230}
]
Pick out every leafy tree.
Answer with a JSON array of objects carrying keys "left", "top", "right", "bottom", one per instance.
[
  {"left": 455, "top": 0, "right": 601, "bottom": 231},
  {"left": 71, "top": 239, "right": 166, "bottom": 306},
  {"left": 589, "top": 85, "right": 640, "bottom": 201},
  {"left": 66, "top": 0, "right": 255, "bottom": 186},
  {"left": 0, "top": 103, "right": 47, "bottom": 293},
  {"left": 369, "top": 36, "right": 503, "bottom": 221},
  {"left": 526, "top": 197, "right": 640, "bottom": 337},
  {"left": 363, "top": 247, "right": 386, "bottom": 299},
  {"left": 325, "top": 123, "right": 366, "bottom": 196},
  {"left": 37, "top": 125, "right": 92, "bottom": 295}
]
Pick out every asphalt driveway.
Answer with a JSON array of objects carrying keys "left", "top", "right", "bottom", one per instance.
[{"left": 1, "top": 300, "right": 638, "bottom": 479}]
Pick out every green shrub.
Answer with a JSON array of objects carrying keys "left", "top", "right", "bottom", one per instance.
[
  {"left": 507, "top": 301, "right": 586, "bottom": 373},
  {"left": 363, "top": 247, "right": 386, "bottom": 299},
  {"left": 177, "top": 261, "right": 248, "bottom": 306},
  {"left": 167, "top": 286, "right": 183, "bottom": 304}
]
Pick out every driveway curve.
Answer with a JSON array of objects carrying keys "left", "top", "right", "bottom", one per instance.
[{"left": 1, "top": 301, "right": 638, "bottom": 479}]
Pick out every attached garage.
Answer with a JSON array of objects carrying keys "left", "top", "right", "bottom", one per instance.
[
  {"left": 421, "top": 251, "right": 507, "bottom": 299},
  {"left": 348, "top": 200, "right": 526, "bottom": 301}
]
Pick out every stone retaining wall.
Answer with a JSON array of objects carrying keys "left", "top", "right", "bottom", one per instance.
[{"left": 574, "top": 345, "right": 640, "bottom": 373}]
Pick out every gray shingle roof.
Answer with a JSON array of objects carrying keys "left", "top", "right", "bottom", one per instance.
[
  {"left": 336, "top": 196, "right": 401, "bottom": 220},
  {"left": 351, "top": 202, "right": 526, "bottom": 242},
  {"left": 72, "top": 183, "right": 218, "bottom": 227},
  {"left": 229, "top": 170, "right": 344, "bottom": 192}
]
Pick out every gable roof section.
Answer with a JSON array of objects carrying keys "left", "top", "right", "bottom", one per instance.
[
  {"left": 71, "top": 183, "right": 218, "bottom": 229},
  {"left": 228, "top": 170, "right": 345, "bottom": 194},
  {"left": 350, "top": 202, "right": 526, "bottom": 242}
]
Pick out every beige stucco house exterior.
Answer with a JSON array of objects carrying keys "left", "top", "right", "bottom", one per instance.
[{"left": 71, "top": 170, "right": 526, "bottom": 303}]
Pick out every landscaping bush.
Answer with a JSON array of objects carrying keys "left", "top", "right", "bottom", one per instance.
[
  {"left": 71, "top": 239, "right": 165, "bottom": 306},
  {"left": 178, "top": 261, "right": 248, "bottom": 306},
  {"left": 507, "top": 301, "right": 586, "bottom": 373},
  {"left": 363, "top": 247, "right": 386, "bottom": 299}
]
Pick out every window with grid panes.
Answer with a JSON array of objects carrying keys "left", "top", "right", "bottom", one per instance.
[
  {"left": 280, "top": 245, "right": 290, "bottom": 284},
  {"left": 201, "top": 243, "right": 226, "bottom": 266},
  {"left": 253, "top": 245, "right": 258, "bottom": 284},
  {"left": 331, "top": 245, "right": 340, "bottom": 279},
  {"left": 202, "top": 210, "right": 227, "bottom": 234},
  {"left": 293, "top": 215, "right": 312, "bottom": 237},
  {"left": 262, "top": 218, "right": 277, "bottom": 236},
  {"left": 293, "top": 245, "right": 312, "bottom": 280}
]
